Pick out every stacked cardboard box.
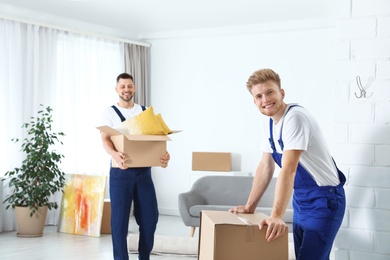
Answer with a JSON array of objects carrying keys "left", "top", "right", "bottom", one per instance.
[
  {"left": 100, "top": 199, "right": 111, "bottom": 234},
  {"left": 192, "top": 152, "right": 231, "bottom": 172}
]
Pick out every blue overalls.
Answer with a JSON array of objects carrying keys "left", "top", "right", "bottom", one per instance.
[
  {"left": 110, "top": 105, "right": 159, "bottom": 260},
  {"left": 269, "top": 105, "right": 346, "bottom": 260}
]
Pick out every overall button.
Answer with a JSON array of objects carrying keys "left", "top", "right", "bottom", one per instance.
[{"left": 329, "top": 188, "right": 334, "bottom": 193}]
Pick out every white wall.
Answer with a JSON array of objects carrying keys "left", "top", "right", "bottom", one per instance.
[
  {"left": 333, "top": 0, "right": 390, "bottom": 259},
  {"left": 0, "top": 0, "right": 339, "bottom": 218},
  {"left": 146, "top": 20, "right": 338, "bottom": 215},
  {"left": 2, "top": 2, "right": 389, "bottom": 258}
]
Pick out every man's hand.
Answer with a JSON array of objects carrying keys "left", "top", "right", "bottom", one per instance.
[
  {"left": 112, "top": 151, "right": 128, "bottom": 170},
  {"left": 259, "top": 216, "right": 287, "bottom": 242},
  {"left": 160, "top": 152, "right": 170, "bottom": 168},
  {"left": 229, "top": 205, "right": 251, "bottom": 214}
]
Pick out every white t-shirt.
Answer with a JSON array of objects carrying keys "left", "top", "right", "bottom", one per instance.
[
  {"left": 261, "top": 104, "right": 340, "bottom": 186},
  {"left": 101, "top": 104, "right": 145, "bottom": 129}
]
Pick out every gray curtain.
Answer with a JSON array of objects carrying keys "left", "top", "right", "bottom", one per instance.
[{"left": 124, "top": 43, "right": 149, "bottom": 106}]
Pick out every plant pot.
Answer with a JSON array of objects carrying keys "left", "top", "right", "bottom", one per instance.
[{"left": 15, "top": 206, "right": 48, "bottom": 237}]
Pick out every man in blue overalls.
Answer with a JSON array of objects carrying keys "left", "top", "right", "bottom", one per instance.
[
  {"left": 230, "top": 68, "right": 346, "bottom": 260},
  {"left": 100, "top": 73, "right": 170, "bottom": 260}
]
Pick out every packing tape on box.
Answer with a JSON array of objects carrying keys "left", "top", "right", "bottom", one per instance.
[
  {"left": 237, "top": 216, "right": 253, "bottom": 225},
  {"left": 237, "top": 216, "right": 255, "bottom": 243}
]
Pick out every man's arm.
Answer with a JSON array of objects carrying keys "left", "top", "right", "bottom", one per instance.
[
  {"left": 229, "top": 152, "right": 275, "bottom": 213},
  {"left": 260, "top": 149, "right": 302, "bottom": 242},
  {"left": 100, "top": 131, "right": 128, "bottom": 170}
]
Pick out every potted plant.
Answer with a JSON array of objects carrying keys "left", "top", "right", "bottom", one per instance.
[{"left": 3, "top": 105, "right": 66, "bottom": 237}]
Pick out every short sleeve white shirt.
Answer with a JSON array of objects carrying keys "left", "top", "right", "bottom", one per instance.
[
  {"left": 101, "top": 104, "right": 144, "bottom": 129},
  {"left": 261, "top": 104, "right": 340, "bottom": 186}
]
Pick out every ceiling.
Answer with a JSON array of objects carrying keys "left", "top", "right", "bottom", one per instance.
[{"left": 0, "top": 0, "right": 336, "bottom": 38}]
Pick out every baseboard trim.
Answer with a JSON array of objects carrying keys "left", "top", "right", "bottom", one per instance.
[{"left": 158, "top": 208, "right": 180, "bottom": 216}]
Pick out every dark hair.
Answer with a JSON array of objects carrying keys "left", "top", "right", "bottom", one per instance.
[
  {"left": 116, "top": 73, "right": 133, "bottom": 83},
  {"left": 246, "top": 68, "right": 281, "bottom": 92}
]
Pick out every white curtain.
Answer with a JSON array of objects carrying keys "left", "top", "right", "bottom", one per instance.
[{"left": 0, "top": 18, "right": 125, "bottom": 231}]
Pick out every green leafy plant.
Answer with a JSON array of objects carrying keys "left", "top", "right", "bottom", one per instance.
[{"left": 3, "top": 105, "right": 66, "bottom": 217}]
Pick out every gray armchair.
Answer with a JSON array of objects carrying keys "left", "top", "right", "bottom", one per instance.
[{"left": 178, "top": 175, "right": 293, "bottom": 236}]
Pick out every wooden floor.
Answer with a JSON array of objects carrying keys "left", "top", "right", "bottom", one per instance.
[
  {"left": 0, "top": 214, "right": 196, "bottom": 260},
  {"left": 0, "top": 214, "right": 312, "bottom": 260}
]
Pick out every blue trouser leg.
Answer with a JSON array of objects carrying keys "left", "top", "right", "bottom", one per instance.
[
  {"left": 133, "top": 168, "right": 159, "bottom": 260},
  {"left": 109, "top": 167, "right": 158, "bottom": 260},
  {"left": 293, "top": 187, "right": 346, "bottom": 260},
  {"left": 110, "top": 167, "right": 133, "bottom": 260}
]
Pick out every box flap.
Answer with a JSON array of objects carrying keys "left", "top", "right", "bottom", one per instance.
[
  {"left": 97, "top": 125, "right": 172, "bottom": 141},
  {"left": 97, "top": 126, "right": 123, "bottom": 136},
  {"left": 124, "top": 134, "right": 171, "bottom": 141}
]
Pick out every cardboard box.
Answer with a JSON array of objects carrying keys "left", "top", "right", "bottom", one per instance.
[
  {"left": 100, "top": 199, "right": 111, "bottom": 234},
  {"left": 97, "top": 126, "right": 171, "bottom": 168},
  {"left": 192, "top": 152, "right": 231, "bottom": 172},
  {"left": 198, "top": 211, "right": 288, "bottom": 260}
]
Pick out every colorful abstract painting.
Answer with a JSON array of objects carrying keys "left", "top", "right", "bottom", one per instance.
[{"left": 58, "top": 174, "right": 107, "bottom": 237}]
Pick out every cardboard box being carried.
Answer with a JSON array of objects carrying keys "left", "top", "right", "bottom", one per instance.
[
  {"left": 198, "top": 210, "right": 288, "bottom": 260},
  {"left": 97, "top": 125, "right": 172, "bottom": 168},
  {"left": 192, "top": 152, "right": 231, "bottom": 172}
]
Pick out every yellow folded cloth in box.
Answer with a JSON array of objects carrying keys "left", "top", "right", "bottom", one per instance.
[{"left": 120, "top": 106, "right": 172, "bottom": 135}]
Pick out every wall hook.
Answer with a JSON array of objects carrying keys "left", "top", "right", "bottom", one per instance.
[{"left": 354, "top": 76, "right": 373, "bottom": 99}]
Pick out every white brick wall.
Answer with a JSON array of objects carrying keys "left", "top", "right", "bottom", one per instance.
[
  {"left": 336, "top": 60, "right": 375, "bottom": 79},
  {"left": 353, "top": 0, "right": 390, "bottom": 17},
  {"left": 334, "top": 144, "right": 375, "bottom": 165},
  {"left": 338, "top": 18, "right": 376, "bottom": 39},
  {"left": 375, "top": 145, "right": 390, "bottom": 166},
  {"left": 376, "top": 189, "right": 390, "bottom": 209},
  {"left": 350, "top": 124, "right": 390, "bottom": 144},
  {"left": 352, "top": 39, "right": 390, "bottom": 59},
  {"left": 335, "top": 0, "right": 390, "bottom": 259},
  {"left": 335, "top": 102, "right": 373, "bottom": 123},
  {"left": 376, "top": 61, "right": 390, "bottom": 79},
  {"left": 377, "top": 17, "right": 390, "bottom": 37},
  {"left": 335, "top": 123, "right": 349, "bottom": 143},
  {"left": 345, "top": 186, "right": 375, "bottom": 208},
  {"left": 372, "top": 81, "right": 390, "bottom": 102},
  {"left": 349, "top": 166, "right": 390, "bottom": 187},
  {"left": 377, "top": 232, "right": 390, "bottom": 254}
]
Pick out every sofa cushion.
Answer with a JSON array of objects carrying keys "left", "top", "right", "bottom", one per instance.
[{"left": 178, "top": 176, "right": 294, "bottom": 229}]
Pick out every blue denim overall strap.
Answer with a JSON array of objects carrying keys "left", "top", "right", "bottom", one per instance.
[
  {"left": 268, "top": 105, "right": 346, "bottom": 260},
  {"left": 268, "top": 105, "right": 317, "bottom": 188},
  {"left": 111, "top": 105, "right": 146, "bottom": 122},
  {"left": 269, "top": 105, "right": 300, "bottom": 156}
]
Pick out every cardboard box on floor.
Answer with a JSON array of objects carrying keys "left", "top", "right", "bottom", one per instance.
[
  {"left": 192, "top": 152, "right": 231, "bottom": 171},
  {"left": 198, "top": 210, "right": 288, "bottom": 260},
  {"left": 97, "top": 126, "right": 173, "bottom": 168},
  {"left": 100, "top": 199, "right": 111, "bottom": 234}
]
